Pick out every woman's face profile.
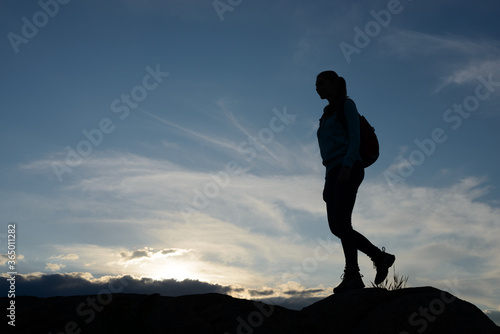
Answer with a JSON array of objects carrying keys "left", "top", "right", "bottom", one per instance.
[{"left": 316, "top": 76, "right": 337, "bottom": 100}]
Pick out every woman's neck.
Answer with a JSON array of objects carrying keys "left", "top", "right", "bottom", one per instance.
[{"left": 328, "top": 96, "right": 345, "bottom": 106}]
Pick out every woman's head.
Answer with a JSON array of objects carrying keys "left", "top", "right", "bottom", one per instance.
[{"left": 316, "top": 71, "right": 347, "bottom": 102}]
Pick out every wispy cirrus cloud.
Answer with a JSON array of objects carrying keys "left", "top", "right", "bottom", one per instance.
[
  {"left": 380, "top": 30, "right": 499, "bottom": 58},
  {"left": 379, "top": 29, "right": 500, "bottom": 92},
  {"left": 6, "top": 151, "right": 500, "bottom": 313},
  {"left": 140, "top": 109, "right": 239, "bottom": 152},
  {"left": 51, "top": 254, "right": 79, "bottom": 261}
]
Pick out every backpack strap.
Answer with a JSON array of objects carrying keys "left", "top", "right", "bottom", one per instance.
[{"left": 336, "top": 98, "right": 353, "bottom": 132}]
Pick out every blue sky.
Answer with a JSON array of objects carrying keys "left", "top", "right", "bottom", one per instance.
[{"left": 1, "top": 0, "right": 500, "bottom": 324}]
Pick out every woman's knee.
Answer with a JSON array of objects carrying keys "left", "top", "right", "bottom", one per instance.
[{"left": 329, "top": 223, "right": 352, "bottom": 239}]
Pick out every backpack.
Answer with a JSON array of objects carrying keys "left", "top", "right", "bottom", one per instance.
[{"left": 338, "top": 99, "right": 379, "bottom": 168}]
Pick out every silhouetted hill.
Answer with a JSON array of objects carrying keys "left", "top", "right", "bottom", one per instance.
[{"left": 3, "top": 286, "right": 499, "bottom": 333}]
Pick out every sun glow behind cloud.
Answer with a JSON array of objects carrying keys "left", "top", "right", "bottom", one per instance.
[
  {"left": 7, "top": 149, "right": 500, "bottom": 312},
  {"left": 117, "top": 247, "right": 194, "bottom": 281}
]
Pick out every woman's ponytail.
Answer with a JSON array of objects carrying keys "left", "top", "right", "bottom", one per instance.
[{"left": 337, "top": 76, "right": 347, "bottom": 99}]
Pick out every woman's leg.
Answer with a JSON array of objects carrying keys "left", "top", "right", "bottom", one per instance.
[{"left": 323, "top": 162, "right": 381, "bottom": 271}]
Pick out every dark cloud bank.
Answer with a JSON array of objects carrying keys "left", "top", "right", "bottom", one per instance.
[{"left": 2, "top": 273, "right": 322, "bottom": 310}]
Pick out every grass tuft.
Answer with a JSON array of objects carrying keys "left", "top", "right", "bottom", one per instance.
[{"left": 371, "top": 269, "right": 409, "bottom": 290}]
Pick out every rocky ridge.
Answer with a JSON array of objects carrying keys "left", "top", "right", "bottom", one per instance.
[{"left": 3, "top": 286, "right": 500, "bottom": 333}]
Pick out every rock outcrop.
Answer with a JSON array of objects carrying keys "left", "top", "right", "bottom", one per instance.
[{"left": 4, "top": 286, "right": 499, "bottom": 333}]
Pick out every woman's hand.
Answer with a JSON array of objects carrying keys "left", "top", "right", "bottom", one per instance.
[{"left": 337, "top": 166, "right": 351, "bottom": 183}]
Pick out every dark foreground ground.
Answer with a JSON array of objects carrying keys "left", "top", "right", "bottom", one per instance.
[{"left": 2, "top": 286, "right": 500, "bottom": 334}]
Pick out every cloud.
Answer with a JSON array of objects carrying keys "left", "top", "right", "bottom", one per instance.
[
  {"left": 249, "top": 289, "right": 275, "bottom": 297},
  {"left": 0, "top": 251, "right": 25, "bottom": 266},
  {"left": 0, "top": 272, "right": 231, "bottom": 298},
  {"left": 379, "top": 29, "right": 500, "bottom": 92},
  {"left": 161, "top": 249, "right": 179, "bottom": 255},
  {"left": 248, "top": 282, "right": 328, "bottom": 310},
  {"left": 7, "top": 151, "right": 500, "bottom": 312},
  {"left": 139, "top": 109, "right": 240, "bottom": 153},
  {"left": 0, "top": 254, "right": 9, "bottom": 266},
  {"left": 283, "top": 288, "right": 324, "bottom": 297},
  {"left": 0, "top": 272, "right": 326, "bottom": 310},
  {"left": 436, "top": 60, "right": 500, "bottom": 89},
  {"left": 352, "top": 176, "right": 500, "bottom": 309},
  {"left": 380, "top": 30, "right": 498, "bottom": 58},
  {"left": 51, "top": 254, "right": 79, "bottom": 260},
  {"left": 46, "top": 263, "right": 66, "bottom": 271},
  {"left": 120, "top": 248, "right": 152, "bottom": 260},
  {"left": 119, "top": 247, "right": 187, "bottom": 261}
]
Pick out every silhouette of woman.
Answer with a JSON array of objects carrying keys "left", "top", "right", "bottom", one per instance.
[{"left": 316, "top": 70, "right": 395, "bottom": 293}]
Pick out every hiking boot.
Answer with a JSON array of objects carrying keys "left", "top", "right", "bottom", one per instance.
[
  {"left": 333, "top": 269, "right": 365, "bottom": 294},
  {"left": 373, "top": 247, "right": 396, "bottom": 285}
]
